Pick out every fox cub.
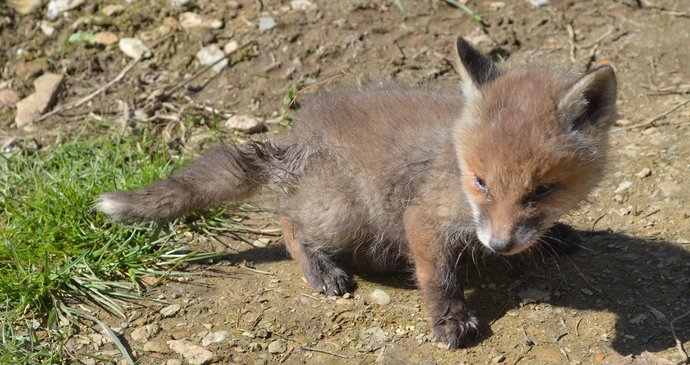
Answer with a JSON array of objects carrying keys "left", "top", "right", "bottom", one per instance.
[{"left": 98, "top": 37, "right": 617, "bottom": 347}]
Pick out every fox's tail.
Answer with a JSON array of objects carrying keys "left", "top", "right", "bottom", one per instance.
[{"left": 97, "top": 141, "right": 299, "bottom": 222}]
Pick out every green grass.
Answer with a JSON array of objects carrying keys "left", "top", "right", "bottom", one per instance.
[{"left": 0, "top": 135, "right": 219, "bottom": 363}]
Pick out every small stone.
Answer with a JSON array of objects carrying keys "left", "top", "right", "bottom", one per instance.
[
  {"left": 102, "top": 4, "right": 124, "bottom": 16},
  {"left": 492, "top": 354, "right": 506, "bottom": 363},
  {"left": 647, "top": 306, "right": 666, "bottom": 320},
  {"left": 119, "top": 38, "right": 151, "bottom": 59},
  {"left": 490, "top": 2, "right": 506, "bottom": 9},
  {"left": 636, "top": 168, "right": 652, "bottom": 179},
  {"left": 39, "top": 21, "right": 56, "bottom": 37},
  {"left": 143, "top": 340, "right": 169, "bottom": 353},
  {"left": 167, "top": 339, "right": 215, "bottom": 365},
  {"left": 224, "top": 115, "right": 266, "bottom": 133},
  {"left": 47, "top": 0, "right": 85, "bottom": 20},
  {"left": 580, "top": 288, "right": 594, "bottom": 296},
  {"left": 179, "top": 12, "right": 223, "bottom": 29},
  {"left": 0, "top": 89, "right": 19, "bottom": 108},
  {"left": 92, "top": 31, "right": 119, "bottom": 46},
  {"left": 368, "top": 289, "right": 390, "bottom": 306},
  {"left": 130, "top": 324, "right": 160, "bottom": 343},
  {"left": 15, "top": 59, "right": 49, "bottom": 77},
  {"left": 196, "top": 45, "right": 227, "bottom": 73},
  {"left": 629, "top": 313, "right": 647, "bottom": 325},
  {"left": 615, "top": 118, "right": 632, "bottom": 126},
  {"left": 223, "top": 40, "right": 239, "bottom": 54},
  {"left": 258, "top": 17, "right": 277, "bottom": 32},
  {"left": 15, "top": 73, "right": 64, "bottom": 128},
  {"left": 528, "top": 0, "right": 548, "bottom": 6},
  {"left": 291, "top": 0, "right": 317, "bottom": 11},
  {"left": 267, "top": 340, "right": 287, "bottom": 354},
  {"left": 8, "top": 0, "right": 42, "bottom": 14},
  {"left": 160, "top": 304, "right": 181, "bottom": 317},
  {"left": 252, "top": 238, "right": 271, "bottom": 248},
  {"left": 201, "top": 331, "right": 229, "bottom": 346},
  {"left": 170, "top": 0, "right": 191, "bottom": 8},
  {"left": 613, "top": 181, "right": 633, "bottom": 194}
]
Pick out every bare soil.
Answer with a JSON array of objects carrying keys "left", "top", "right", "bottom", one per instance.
[{"left": 1, "top": 0, "right": 689, "bottom": 364}]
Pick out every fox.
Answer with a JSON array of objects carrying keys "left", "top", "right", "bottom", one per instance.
[{"left": 96, "top": 37, "right": 617, "bottom": 348}]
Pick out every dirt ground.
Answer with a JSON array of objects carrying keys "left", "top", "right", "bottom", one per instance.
[{"left": 2, "top": 0, "right": 689, "bottom": 364}]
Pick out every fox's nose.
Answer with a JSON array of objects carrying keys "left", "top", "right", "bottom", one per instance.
[{"left": 489, "top": 238, "right": 513, "bottom": 253}]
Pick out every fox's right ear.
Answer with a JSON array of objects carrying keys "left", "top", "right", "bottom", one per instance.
[{"left": 455, "top": 37, "right": 500, "bottom": 102}]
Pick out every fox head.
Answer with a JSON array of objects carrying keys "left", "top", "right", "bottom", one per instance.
[{"left": 453, "top": 37, "right": 617, "bottom": 255}]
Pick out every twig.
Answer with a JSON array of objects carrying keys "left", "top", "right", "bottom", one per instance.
[
  {"left": 237, "top": 264, "right": 273, "bottom": 275},
  {"left": 299, "top": 346, "right": 349, "bottom": 359},
  {"left": 279, "top": 346, "right": 294, "bottom": 363},
  {"left": 566, "top": 22, "right": 577, "bottom": 63},
  {"left": 618, "top": 99, "right": 690, "bottom": 130},
  {"left": 36, "top": 56, "right": 142, "bottom": 122},
  {"left": 575, "top": 317, "right": 583, "bottom": 336},
  {"left": 284, "top": 69, "right": 349, "bottom": 113},
  {"left": 670, "top": 309, "right": 690, "bottom": 365},
  {"left": 579, "top": 27, "right": 615, "bottom": 49}
]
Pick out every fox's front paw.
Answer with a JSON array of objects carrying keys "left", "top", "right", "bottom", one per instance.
[{"left": 431, "top": 302, "right": 479, "bottom": 348}]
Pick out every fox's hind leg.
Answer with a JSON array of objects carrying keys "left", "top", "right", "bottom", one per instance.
[{"left": 280, "top": 217, "right": 351, "bottom": 296}]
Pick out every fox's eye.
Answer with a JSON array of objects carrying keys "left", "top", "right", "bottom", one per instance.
[
  {"left": 526, "top": 184, "right": 557, "bottom": 204},
  {"left": 473, "top": 175, "right": 489, "bottom": 195}
]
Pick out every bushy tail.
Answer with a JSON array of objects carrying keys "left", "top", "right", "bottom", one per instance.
[{"left": 97, "top": 141, "right": 292, "bottom": 222}]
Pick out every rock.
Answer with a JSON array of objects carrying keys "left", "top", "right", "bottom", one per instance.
[
  {"left": 613, "top": 181, "right": 633, "bottom": 194},
  {"left": 92, "top": 32, "right": 119, "bottom": 46},
  {"left": 8, "top": 0, "right": 42, "bottom": 14},
  {"left": 517, "top": 288, "right": 550, "bottom": 303},
  {"left": 0, "top": 89, "right": 19, "bottom": 108},
  {"left": 528, "top": 0, "right": 548, "bottom": 6},
  {"left": 130, "top": 324, "right": 160, "bottom": 343},
  {"left": 39, "top": 21, "right": 56, "bottom": 37},
  {"left": 143, "top": 340, "right": 169, "bottom": 353},
  {"left": 224, "top": 115, "right": 266, "bottom": 133},
  {"left": 492, "top": 354, "right": 507, "bottom": 363},
  {"left": 47, "top": 0, "right": 85, "bottom": 20},
  {"left": 629, "top": 313, "right": 647, "bottom": 325},
  {"left": 267, "top": 340, "right": 287, "bottom": 354},
  {"left": 179, "top": 12, "right": 223, "bottom": 30},
  {"left": 167, "top": 339, "right": 215, "bottom": 365},
  {"left": 15, "top": 73, "right": 64, "bottom": 128},
  {"left": 646, "top": 306, "right": 666, "bottom": 320},
  {"left": 160, "top": 304, "right": 181, "bottom": 318},
  {"left": 581, "top": 288, "right": 594, "bottom": 296},
  {"left": 15, "top": 59, "right": 49, "bottom": 77},
  {"left": 361, "top": 326, "right": 388, "bottom": 350},
  {"left": 119, "top": 38, "right": 151, "bottom": 59},
  {"left": 368, "top": 289, "right": 390, "bottom": 306},
  {"left": 196, "top": 45, "right": 227, "bottom": 73},
  {"left": 252, "top": 238, "right": 271, "bottom": 248},
  {"left": 102, "top": 4, "right": 124, "bottom": 16},
  {"left": 201, "top": 331, "right": 229, "bottom": 347},
  {"left": 291, "top": 0, "right": 317, "bottom": 11},
  {"left": 636, "top": 168, "right": 652, "bottom": 179},
  {"left": 258, "top": 17, "right": 277, "bottom": 32},
  {"left": 223, "top": 40, "right": 239, "bottom": 54},
  {"left": 170, "top": 0, "right": 191, "bottom": 7}
]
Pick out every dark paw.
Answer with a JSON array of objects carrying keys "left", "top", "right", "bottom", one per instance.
[
  {"left": 431, "top": 303, "right": 480, "bottom": 348},
  {"left": 541, "top": 223, "right": 583, "bottom": 256},
  {"left": 304, "top": 262, "right": 351, "bottom": 296}
]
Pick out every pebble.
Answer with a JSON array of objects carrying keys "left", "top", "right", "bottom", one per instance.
[
  {"left": 291, "top": 0, "right": 317, "bottom": 11},
  {"left": 15, "top": 59, "right": 49, "bottom": 77},
  {"left": 613, "top": 181, "right": 633, "bottom": 194},
  {"left": 119, "top": 38, "right": 152, "bottom": 59},
  {"left": 92, "top": 31, "right": 118, "bottom": 46},
  {"left": 492, "top": 354, "right": 506, "bottom": 363},
  {"left": 39, "top": 21, "right": 56, "bottom": 37},
  {"left": 196, "top": 45, "right": 227, "bottom": 73},
  {"left": 47, "top": 0, "right": 84, "bottom": 20},
  {"left": 580, "top": 288, "right": 594, "bottom": 296},
  {"left": 223, "top": 40, "right": 239, "bottom": 54},
  {"left": 15, "top": 73, "right": 64, "bottom": 128},
  {"left": 0, "top": 89, "right": 19, "bottom": 108},
  {"left": 258, "top": 17, "right": 277, "bottom": 32},
  {"left": 636, "top": 168, "right": 652, "bottom": 179},
  {"left": 130, "top": 324, "right": 161, "bottom": 343},
  {"left": 629, "top": 313, "right": 647, "bottom": 325},
  {"left": 224, "top": 115, "right": 266, "bottom": 133},
  {"left": 252, "top": 238, "right": 271, "bottom": 248},
  {"left": 267, "top": 340, "right": 287, "bottom": 354},
  {"left": 179, "top": 12, "right": 223, "bottom": 30},
  {"left": 528, "top": 0, "right": 549, "bottom": 6},
  {"left": 160, "top": 304, "right": 181, "bottom": 318},
  {"left": 8, "top": 0, "right": 42, "bottom": 14},
  {"left": 368, "top": 289, "right": 390, "bottom": 306},
  {"left": 167, "top": 339, "right": 216, "bottom": 365},
  {"left": 646, "top": 305, "right": 666, "bottom": 320},
  {"left": 143, "top": 340, "right": 169, "bottom": 353},
  {"left": 201, "top": 331, "right": 229, "bottom": 346},
  {"left": 102, "top": 4, "right": 124, "bottom": 16},
  {"left": 170, "top": 0, "right": 191, "bottom": 7}
]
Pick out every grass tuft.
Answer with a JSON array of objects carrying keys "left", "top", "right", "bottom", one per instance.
[{"left": 0, "top": 135, "right": 219, "bottom": 362}]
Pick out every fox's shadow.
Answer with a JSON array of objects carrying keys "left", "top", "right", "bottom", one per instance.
[{"left": 223, "top": 228, "right": 689, "bottom": 355}]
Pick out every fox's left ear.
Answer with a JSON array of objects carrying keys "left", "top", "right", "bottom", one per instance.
[{"left": 557, "top": 65, "right": 618, "bottom": 131}]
